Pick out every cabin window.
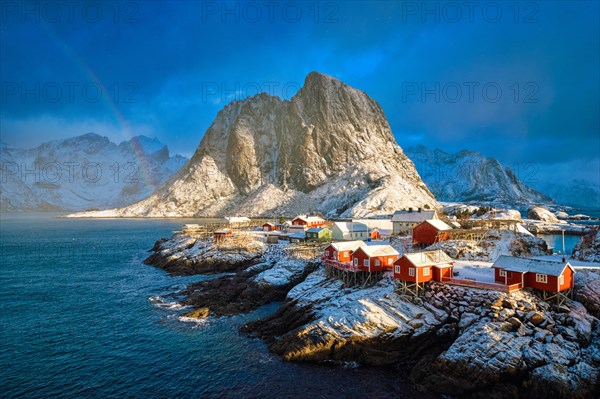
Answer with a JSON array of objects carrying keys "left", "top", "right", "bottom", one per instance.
[
  {"left": 387, "top": 258, "right": 393, "bottom": 265},
  {"left": 499, "top": 270, "right": 506, "bottom": 277},
  {"left": 423, "top": 268, "right": 430, "bottom": 276},
  {"left": 353, "top": 258, "right": 358, "bottom": 266},
  {"left": 364, "top": 259, "right": 370, "bottom": 267},
  {"left": 374, "top": 259, "right": 380, "bottom": 266},
  {"left": 559, "top": 275, "right": 564, "bottom": 285},
  {"left": 395, "top": 265, "right": 400, "bottom": 274},
  {"left": 323, "top": 250, "right": 328, "bottom": 258},
  {"left": 333, "top": 251, "right": 337, "bottom": 259},
  {"left": 536, "top": 273, "right": 548, "bottom": 284},
  {"left": 409, "top": 268, "right": 415, "bottom": 277}
]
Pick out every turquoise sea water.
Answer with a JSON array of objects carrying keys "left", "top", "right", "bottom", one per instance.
[{"left": 0, "top": 214, "right": 429, "bottom": 399}]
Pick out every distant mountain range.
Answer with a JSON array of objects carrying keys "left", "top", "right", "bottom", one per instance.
[
  {"left": 534, "top": 179, "right": 599, "bottom": 210},
  {"left": 0, "top": 133, "right": 187, "bottom": 211},
  {"left": 404, "top": 145, "right": 553, "bottom": 206}
]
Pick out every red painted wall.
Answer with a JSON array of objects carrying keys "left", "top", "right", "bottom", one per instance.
[
  {"left": 494, "top": 266, "right": 574, "bottom": 292},
  {"left": 262, "top": 223, "right": 276, "bottom": 231},
  {"left": 393, "top": 257, "right": 433, "bottom": 282},
  {"left": 412, "top": 221, "right": 450, "bottom": 245},
  {"left": 352, "top": 247, "right": 397, "bottom": 272},
  {"left": 323, "top": 246, "right": 353, "bottom": 262}
]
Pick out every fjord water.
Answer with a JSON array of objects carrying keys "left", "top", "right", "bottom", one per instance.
[{"left": 0, "top": 214, "right": 426, "bottom": 399}]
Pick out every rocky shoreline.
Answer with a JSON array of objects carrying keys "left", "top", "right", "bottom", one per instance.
[{"left": 146, "top": 233, "right": 600, "bottom": 398}]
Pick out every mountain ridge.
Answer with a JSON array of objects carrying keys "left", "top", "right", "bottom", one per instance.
[
  {"left": 404, "top": 144, "right": 553, "bottom": 206},
  {"left": 73, "top": 72, "right": 438, "bottom": 218},
  {"left": 0, "top": 133, "right": 187, "bottom": 211}
]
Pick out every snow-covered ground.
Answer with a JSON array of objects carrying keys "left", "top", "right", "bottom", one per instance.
[{"left": 452, "top": 260, "right": 495, "bottom": 282}]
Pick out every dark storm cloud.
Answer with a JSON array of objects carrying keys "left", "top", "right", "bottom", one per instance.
[{"left": 1, "top": 1, "right": 598, "bottom": 186}]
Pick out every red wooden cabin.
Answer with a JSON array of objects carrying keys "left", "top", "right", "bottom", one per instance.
[
  {"left": 322, "top": 241, "right": 366, "bottom": 263},
  {"left": 291, "top": 215, "right": 325, "bottom": 229},
  {"left": 370, "top": 228, "right": 381, "bottom": 240},
  {"left": 393, "top": 250, "right": 454, "bottom": 283},
  {"left": 492, "top": 255, "right": 575, "bottom": 292},
  {"left": 351, "top": 245, "right": 399, "bottom": 272},
  {"left": 412, "top": 219, "right": 452, "bottom": 246},
  {"left": 262, "top": 222, "right": 282, "bottom": 232}
]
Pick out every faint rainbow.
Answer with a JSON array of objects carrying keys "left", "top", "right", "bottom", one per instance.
[{"left": 44, "top": 24, "right": 155, "bottom": 187}]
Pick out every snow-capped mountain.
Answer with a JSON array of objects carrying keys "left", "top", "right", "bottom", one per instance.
[
  {"left": 0, "top": 133, "right": 187, "bottom": 211},
  {"left": 77, "top": 72, "right": 437, "bottom": 218},
  {"left": 404, "top": 145, "right": 553, "bottom": 206}
]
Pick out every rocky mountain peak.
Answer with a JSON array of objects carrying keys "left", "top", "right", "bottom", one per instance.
[{"left": 87, "top": 72, "right": 437, "bottom": 218}]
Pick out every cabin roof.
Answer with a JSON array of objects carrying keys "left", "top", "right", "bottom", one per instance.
[
  {"left": 391, "top": 210, "right": 437, "bottom": 223},
  {"left": 402, "top": 250, "right": 454, "bottom": 267},
  {"left": 289, "top": 231, "right": 306, "bottom": 239},
  {"left": 356, "top": 244, "right": 399, "bottom": 258},
  {"left": 293, "top": 215, "right": 325, "bottom": 223},
  {"left": 332, "top": 221, "right": 368, "bottom": 233},
  {"left": 327, "top": 240, "right": 367, "bottom": 252},
  {"left": 421, "top": 219, "right": 452, "bottom": 231},
  {"left": 306, "top": 227, "right": 328, "bottom": 233},
  {"left": 492, "top": 255, "right": 573, "bottom": 276}
]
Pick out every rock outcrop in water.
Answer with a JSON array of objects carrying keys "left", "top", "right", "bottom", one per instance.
[{"left": 71, "top": 72, "right": 437, "bottom": 218}]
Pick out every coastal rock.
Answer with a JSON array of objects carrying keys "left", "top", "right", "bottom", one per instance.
[
  {"left": 183, "top": 307, "right": 209, "bottom": 319},
  {"left": 572, "top": 230, "right": 600, "bottom": 263},
  {"left": 175, "top": 241, "right": 319, "bottom": 316},
  {"left": 144, "top": 234, "right": 267, "bottom": 276},
  {"left": 574, "top": 270, "right": 600, "bottom": 318},
  {"left": 527, "top": 207, "right": 559, "bottom": 223},
  {"left": 245, "top": 271, "right": 450, "bottom": 366}
]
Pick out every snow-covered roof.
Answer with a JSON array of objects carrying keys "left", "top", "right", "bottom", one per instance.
[
  {"left": 293, "top": 215, "right": 324, "bottom": 223},
  {"left": 327, "top": 240, "right": 367, "bottom": 252},
  {"left": 352, "top": 219, "right": 393, "bottom": 230},
  {"left": 306, "top": 227, "right": 329, "bottom": 233},
  {"left": 421, "top": 219, "right": 452, "bottom": 231},
  {"left": 391, "top": 210, "right": 437, "bottom": 223},
  {"left": 356, "top": 244, "right": 399, "bottom": 258},
  {"left": 372, "top": 228, "right": 393, "bottom": 236},
  {"left": 403, "top": 250, "right": 454, "bottom": 267},
  {"left": 492, "top": 255, "right": 573, "bottom": 276},
  {"left": 332, "top": 221, "right": 368, "bottom": 233}
]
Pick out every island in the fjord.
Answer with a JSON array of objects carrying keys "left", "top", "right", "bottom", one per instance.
[{"left": 77, "top": 72, "right": 599, "bottom": 398}]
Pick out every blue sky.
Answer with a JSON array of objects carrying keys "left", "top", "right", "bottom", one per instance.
[{"left": 1, "top": 0, "right": 598, "bottom": 188}]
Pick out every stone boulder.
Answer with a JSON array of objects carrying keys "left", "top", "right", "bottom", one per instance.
[{"left": 527, "top": 206, "right": 559, "bottom": 223}]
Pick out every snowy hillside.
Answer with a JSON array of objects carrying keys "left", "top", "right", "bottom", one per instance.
[
  {"left": 73, "top": 72, "right": 438, "bottom": 218},
  {"left": 405, "top": 145, "right": 553, "bottom": 206},
  {"left": 0, "top": 133, "right": 187, "bottom": 211}
]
